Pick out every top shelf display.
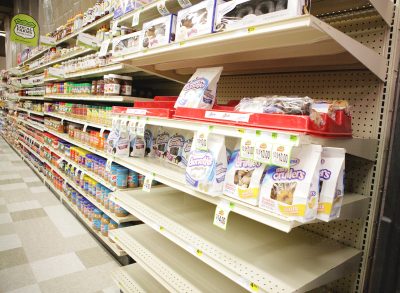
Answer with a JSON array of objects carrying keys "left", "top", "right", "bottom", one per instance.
[{"left": 115, "top": 14, "right": 386, "bottom": 83}]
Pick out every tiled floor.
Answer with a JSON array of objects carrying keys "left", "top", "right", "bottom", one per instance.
[{"left": 0, "top": 138, "right": 121, "bottom": 293}]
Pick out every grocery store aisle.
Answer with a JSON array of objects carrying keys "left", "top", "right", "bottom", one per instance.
[{"left": 0, "top": 138, "right": 120, "bottom": 293}]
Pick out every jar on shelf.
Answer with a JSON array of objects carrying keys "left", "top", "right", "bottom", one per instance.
[{"left": 101, "top": 214, "right": 110, "bottom": 236}]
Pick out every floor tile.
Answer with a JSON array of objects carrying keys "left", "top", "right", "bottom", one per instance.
[
  {"left": 26, "top": 181, "right": 45, "bottom": 188},
  {"left": 0, "top": 182, "right": 28, "bottom": 191},
  {"left": 0, "top": 264, "right": 37, "bottom": 292},
  {"left": 7, "top": 200, "right": 41, "bottom": 213},
  {"left": 30, "top": 252, "right": 86, "bottom": 282},
  {"left": 0, "top": 213, "right": 12, "bottom": 224},
  {"left": 102, "top": 286, "right": 120, "bottom": 293},
  {"left": 0, "top": 178, "right": 23, "bottom": 185},
  {"left": 0, "top": 197, "right": 6, "bottom": 205},
  {"left": 22, "top": 176, "right": 41, "bottom": 183},
  {"left": 0, "top": 205, "right": 7, "bottom": 213},
  {"left": 76, "top": 246, "right": 114, "bottom": 269},
  {"left": 0, "top": 222, "right": 16, "bottom": 236},
  {"left": 0, "top": 174, "right": 22, "bottom": 181},
  {"left": 38, "top": 261, "right": 118, "bottom": 293},
  {"left": 0, "top": 234, "right": 22, "bottom": 251},
  {"left": 7, "top": 284, "right": 42, "bottom": 293},
  {"left": 29, "top": 186, "right": 49, "bottom": 194},
  {"left": 10, "top": 208, "right": 47, "bottom": 222},
  {"left": 44, "top": 205, "right": 86, "bottom": 238},
  {"left": 0, "top": 247, "right": 28, "bottom": 270}
]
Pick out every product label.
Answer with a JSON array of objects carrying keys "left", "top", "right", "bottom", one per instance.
[
  {"left": 142, "top": 173, "right": 154, "bottom": 192},
  {"left": 254, "top": 141, "right": 272, "bottom": 164},
  {"left": 240, "top": 137, "right": 254, "bottom": 160},
  {"left": 132, "top": 11, "right": 140, "bottom": 27},
  {"left": 178, "top": 0, "right": 191, "bottom": 8},
  {"left": 205, "top": 111, "right": 250, "bottom": 122},
  {"left": 271, "top": 144, "right": 292, "bottom": 168},
  {"left": 194, "top": 130, "right": 209, "bottom": 151},
  {"left": 136, "top": 120, "right": 146, "bottom": 137},
  {"left": 213, "top": 200, "right": 234, "bottom": 230},
  {"left": 99, "top": 39, "right": 111, "bottom": 57},
  {"left": 157, "top": 1, "right": 170, "bottom": 16}
]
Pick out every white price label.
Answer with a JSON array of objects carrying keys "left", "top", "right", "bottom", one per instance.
[
  {"left": 80, "top": 170, "right": 85, "bottom": 180},
  {"left": 112, "top": 20, "right": 119, "bottom": 33},
  {"left": 83, "top": 124, "right": 88, "bottom": 132},
  {"left": 132, "top": 11, "right": 140, "bottom": 26},
  {"left": 136, "top": 120, "right": 146, "bottom": 137},
  {"left": 126, "top": 108, "right": 147, "bottom": 115},
  {"left": 177, "top": 0, "right": 192, "bottom": 8},
  {"left": 271, "top": 144, "right": 292, "bottom": 168},
  {"left": 240, "top": 135, "right": 255, "bottom": 160},
  {"left": 213, "top": 200, "right": 234, "bottom": 230},
  {"left": 100, "top": 128, "right": 105, "bottom": 136},
  {"left": 194, "top": 129, "right": 210, "bottom": 151},
  {"left": 157, "top": 1, "right": 170, "bottom": 15},
  {"left": 106, "top": 158, "right": 113, "bottom": 172},
  {"left": 98, "top": 39, "right": 111, "bottom": 57},
  {"left": 142, "top": 173, "right": 154, "bottom": 192},
  {"left": 205, "top": 111, "right": 250, "bottom": 122},
  {"left": 77, "top": 33, "right": 100, "bottom": 49},
  {"left": 40, "top": 35, "right": 56, "bottom": 46},
  {"left": 254, "top": 140, "right": 272, "bottom": 164}
]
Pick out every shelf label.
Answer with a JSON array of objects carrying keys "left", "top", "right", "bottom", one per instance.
[
  {"left": 237, "top": 277, "right": 259, "bottom": 292},
  {"left": 132, "top": 11, "right": 140, "bottom": 27},
  {"left": 178, "top": 0, "right": 192, "bottom": 8},
  {"left": 194, "top": 128, "right": 211, "bottom": 151},
  {"left": 106, "top": 158, "right": 113, "bottom": 173},
  {"left": 247, "top": 26, "right": 256, "bottom": 33},
  {"left": 40, "top": 35, "right": 56, "bottom": 46},
  {"left": 77, "top": 33, "right": 100, "bottom": 50},
  {"left": 126, "top": 108, "right": 147, "bottom": 115},
  {"left": 240, "top": 132, "right": 256, "bottom": 160},
  {"left": 157, "top": 1, "right": 170, "bottom": 16},
  {"left": 98, "top": 39, "right": 111, "bottom": 57},
  {"left": 100, "top": 128, "right": 105, "bottom": 136},
  {"left": 136, "top": 120, "right": 146, "bottom": 137},
  {"left": 80, "top": 170, "right": 85, "bottom": 180},
  {"left": 112, "top": 20, "right": 119, "bottom": 33},
  {"left": 82, "top": 123, "right": 88, "bottom": 132},
  {"left": 205, "top": 111, "right": 250, "bottom": 122},
  {"left": 271, "top": 143, "right": 292, "bottom": 169},
  {"left": 142, "top": 173, "right": 154, "bottom": 192},
  {"left": 213, "top": 200, "right": 234, "bottom": 230}
]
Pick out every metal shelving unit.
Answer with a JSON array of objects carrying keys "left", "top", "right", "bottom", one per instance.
[
  {"left": 110, "top": 224, "right": 249, "bottom": 292},
  {"left": 44, "top": 112, "right": 111, "bottom": 130},
  {"left": 110, "top": 189, "right": 361, "bottom": 292},
  {"left": 44, "top": 94, "right": 139, "bottom": 103}
]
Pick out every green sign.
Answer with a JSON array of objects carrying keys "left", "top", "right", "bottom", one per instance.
[{"left": 10, "top": 14, "right": 39, "bottom": 47}]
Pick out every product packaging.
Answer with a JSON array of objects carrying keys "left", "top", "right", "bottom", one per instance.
[
  {"left": 176, "top": 0, "right": 218, "bottom": 42},
  {"left": 214, "top": 0, "right": 306, "bottom": 32},
  {"left": 174, "top": 66, "right": 223, "bottom": 109},
  {"left": 142, "top": 14, "right": 177, "bottom": 49},
  {"left": 114, "top": 119, "right": 130, "bottom": 156},
  {"left": 180, "top": 137, "right": 193, "bottom": 168},
  {"left": 106, "top": 118, "right": 121, "bottom": 155},
  {"left": 112, "top": 31, "right": 142, "bottom": 56},
  {"left": 128, "top": 120, "right": 146, "bottom": 157},
  {"left": 185, "top": 133, "right": 227, "bottom": 196},
  {"left": 258, "top": 144, "right": 322, "bottom": 222},
  {"left": 223, "top": 149, "right": 266, "bottom": 205},
  {"left": 317, "top": 147, "right": 345, "bottom": 222},
  {"left": 165, "top": 133, "right": 186, "bottom": 165}
]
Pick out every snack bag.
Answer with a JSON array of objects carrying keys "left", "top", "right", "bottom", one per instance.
[
  {"left": 223, "top": 149, "right": 266, "bottom": 206},
  {"left": 174, "top": 67, "right": 223, "bottom": 109},
  {"left": 106, "top": 118, "right": 121, "bottom": 155},
  {"left": 180, "top": 137, "right": 193, "bottom": 168},
  {"left": 128, "top": 120, "right": 146, "bottom": 158},
  {"left": 185, "top": 133, "right": 227, "bottom": 196},
  {"left": 114, "top": 119, "right": 130, "bottom": 157},
  {"left": 317, "top": 147, "right": 345, "bottom": 222},
  {"left": 165, "top": 133, "right": 185, "bottom": 165},
  {"left": 259, "top": 144, "right": 322, "bottom": 222},
  {"left": 152, "top": 130, "right": 170, "bottom": 159}
]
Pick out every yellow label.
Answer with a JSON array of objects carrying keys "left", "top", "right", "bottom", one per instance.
[
  {"left": 238, "top": 187, "right": 259, "bottom": 199},
  {"left": 237, "top": 128, "right": 245, "bottom": 135},
  {"left": 179, "top": 41, "right": 185, "bottom": 46},
  {"left": 278, "top": 204, "right": 306, "bottom": 216},
  {"left": 196, "top": 249, "right": 203, "bottom": 256},
  {"left": 250, "top": 282, "right": 259, "bottom": 291},
  {"left": 248, "top": 27, "right": 256, "bottom": 33},
  {"left": 160, "top": 226, "right": 165, "bottom": 231},
  {"left": 318, "top": 202, "right": 332, "bottom": 214}
]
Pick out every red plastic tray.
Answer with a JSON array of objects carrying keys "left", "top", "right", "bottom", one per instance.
[
  {"left": 154, "top": 96, "right": 178, "bottom": 101},
  {"left": 112, "top": 105, "right": 175, "bottom": 118},
  {"left": 134, "top": 101, "right": 175, "bottom": 108},
  {"left": 174, "top": 107, "right": 352, "bottom": 137}
]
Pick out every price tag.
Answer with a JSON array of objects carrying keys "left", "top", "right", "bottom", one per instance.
[
  {"left": 240, "top": 134, "right": 255, "bottom": 160},
  {"left": 213, "top": 200, "right": 234, "bottom": 230},
  {"left": 205, "top": 111, "right": 250, "bottom": 122},
  {"left": 112, "top": 20, "right": 119, "bottom": 33},
  {"left": 237, "top": 277, "right": 259, "bottom": 292},
  {"left": 136, "top": 120, "right": 146, "bottom": 137},
  {"left": 247, "top": 26, "right": 256, "bottom": 33},
  {"left": 74, "top": 168, "right": 79, "bottom": 177},
  {"left": 80, "top": 170, "right": 85, "bottom": 180},
  {"left": 132, "top": 11, "right": 140, "bottom": 26},
  {"left": 83, "top": 123, "right": 88, "bottom": 132},
  {"left": 194, "top": 128, "right": 210, "bottom": 151},
  {"left": 106, "top": 158, "right": 113, "bottom": 173},
  {"left": 142, "top": 173, "right": 154, "bottom": 192},
  {"left": 98, "top": 39, "right": 111, "bottom": 57},
  {"left": 77, "top": 33, "right": 100, "bottom": 49},
  {"left": 40, "top": 35, "right": 56, "bottom": 46},
  {"left": 100, "top": 128, "right": 105, "bottom": 136},
  {"left": 177, "top": 0, "right": 192, "bottom": 8},
  {"left": 157, "top": 1, "right": 170, "bottom": 15},
  {"left": 271, "top": 144, "right": 292, "bottom": 168}
]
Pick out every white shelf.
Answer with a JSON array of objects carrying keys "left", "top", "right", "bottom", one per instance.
[
  {"left": 22, "top": 48, "right": 49, "bottom": 65},
  {"left": 111, "top": 263, "right": 169, "bottom": 293},
  {"left": 17, "top": 107, "right": 44, "bottom": 116},
  {"left": 18, "top": 129, "right": 44, "bottom": 147},
  {"left": 20, "top": 48, "right": 94, "bottom": 76},
  {"left": 46, "top": 128, "right": 369, "bottom": 231},
  {"left": 110, "top": 190, "right": 362, "bottom": 293},
  {"left": 110, "top": 224, "right": 249, "bottom": 293},
  {"left": 44, "top": 112, "right": 111, "bottom": 130},
  {"left": 44, "top": 94, "right": 138, "bottom": 103},
  {"left": 19, "top": 140, "right": 43, "bottom": 162},
  {"left": 44, "top": 63, "right": 138, "bottom": 82},
  {"left": 113, "top": 114, "right": 377, "bottom": 161},
  {"left": 18, "top": 96, "right": 45, "bottom": 101},
  {"left": 17, "top": 117, "right": 44, "bottom": 132},
  {"left": 115, "top": 15, "right": 386, "bottom": 82}
]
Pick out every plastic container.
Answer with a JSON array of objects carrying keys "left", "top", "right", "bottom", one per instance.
[
  {"left": 114, "top": 203, "right": 129, "bottom": 217},
  {"left": 101, "top": 214, "right": 110, "bottom": 236},
  {"left": 127, "top": 169, "right": 139, "bottom": 188},
  {"left": 92, "top": 208, "right": 102, "bottom": 231},
  {"left": 116, "top": 167, "right": 128, "bottom": 188},
  {"left": 108, "top": 220, "right": 118, "bottom": 243}
]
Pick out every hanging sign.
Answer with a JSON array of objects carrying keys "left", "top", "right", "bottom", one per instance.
[{"left": 10, "top": 14, "right": 40, "bottom": 47}]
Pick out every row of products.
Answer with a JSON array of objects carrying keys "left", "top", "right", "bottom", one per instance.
[
  {"left": 112, "top": 0, "right": 305, "bottom": 54},
  {"left": 57, "top": 53, "right": 113, "bottom": 76},
  {"left": 18, "top": 101, "right": 43, "bottom": 113},
  {"left": 18, "top": 87, "right": 45, "bottom": 97},
  {"left": 16, "top": 74, "right": 44, "bottom": 87},
  {"left": 44, "top": 102, "right": 113, "bottom": 126},
  {"left": 45, "top": 74, "right": 132, "bottom": 96},
  {"left": 19, "top": 125, "right": 44, "bottom": 144}
]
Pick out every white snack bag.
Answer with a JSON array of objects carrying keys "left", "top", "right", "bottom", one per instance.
[
  {"left": 129, "top": 120, "right": 146, "bottom": 158},
  {"left": 317, "top": 147, "right": 345, "bottom": 222},
  {"left": 106, "top": 118, "right": 121, "bottom": 155},
  {"left": 114, "top": 119, "right": 130, "bottom": 157},
  {"left": 185, "top": 133, "right": 227, "bottom": 196},
  {"left": 180, "top": 137, "right": 193, "bottom": 168},
  {"left": 165, "top": 133, "right": 186, "bottom": 165},
  {"left": 259, "top": 144, "right": 322, "bottom": 222},
  {"left": 223, "top": 149, "right": 266, "bottom": 206},
  {"left": 174, "top": 67, "right": 223, "bottom": 109}
]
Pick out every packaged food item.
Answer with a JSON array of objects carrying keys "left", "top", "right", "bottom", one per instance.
[
  {"left": 142, "top": 14, "right": 177, "bottom": 49},
  {"left": 185, "top": 133, "right": 227, "bottom": 196},
  {"left": 317, "top": 147, "right": 345, "bottom": 222},
  {"left": 104, "top": 74, "right": 132, "bottom": 96},
  {"left": 176, "top": 0, "right": 217, "bottom": 42},
  {"left": 214, "top": 0, "right": 306, "bottom": 32},
  {"left": 152, "top": 130, "right": 170, "bottom": 159},
  {"left": 175, "top": 67, "right": 223, "bottom": 109},
  {"left": 180, "top": 137, "right": 193, "bottom": 168},
  {"left": 128, "top": 169, "right": 139, "bottom": 188},
  {"left": 258, "top": 144, "right": 322, "bottom": 222},
  {"left": 223, "top": 149, "right": 266, "bottom": 206},
  {"left": 165, "top": 133, "right": 185, "bottom": 165},
  {"left": 112, "top": 31, "right": 142, "bottom": 56},
  {"left": 115, "top": 119, "right": 130, "bottom": 156},
  {"left": 234, "top": 96, "right": 313, "bottom": 114}
]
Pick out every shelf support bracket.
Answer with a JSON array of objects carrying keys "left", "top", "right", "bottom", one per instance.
[{"left": 370, "top": 0, "right": 394, "bottom": 26}]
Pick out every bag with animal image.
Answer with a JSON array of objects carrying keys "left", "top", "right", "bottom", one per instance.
[{"left": 258, "top": 144, "right": 322, "bottom": 222}]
